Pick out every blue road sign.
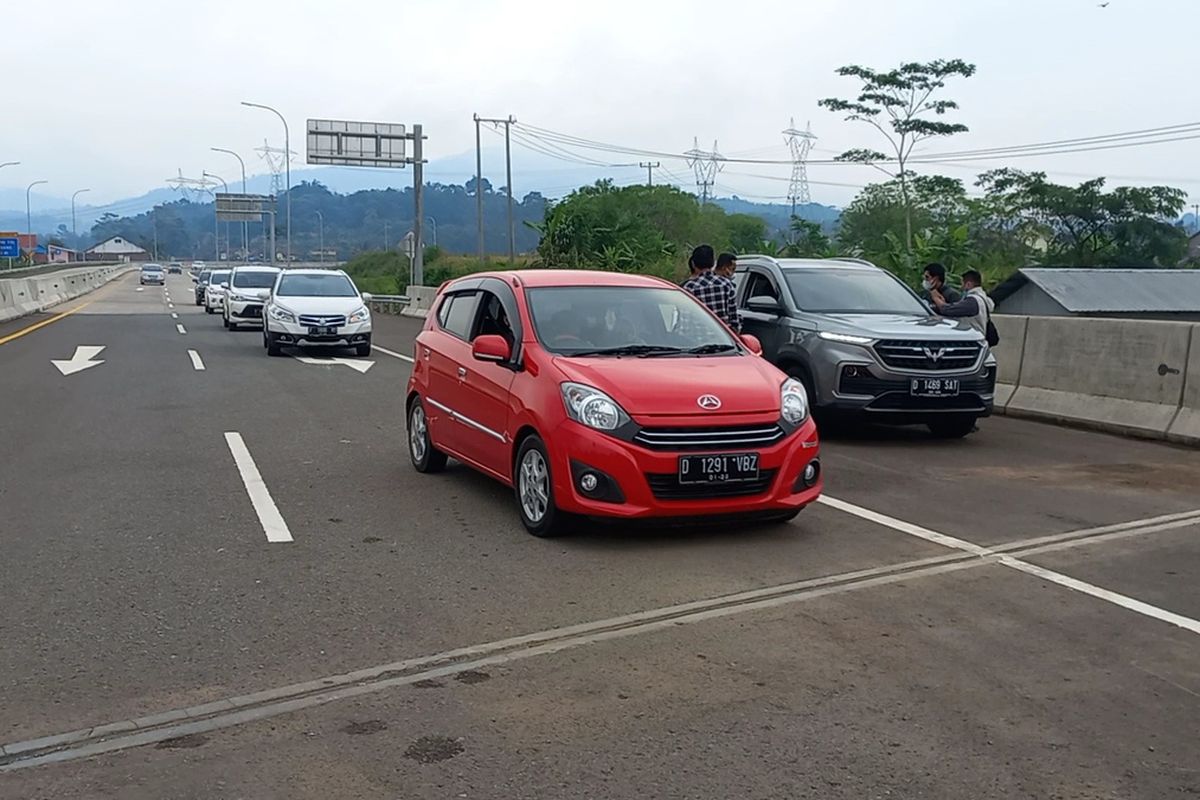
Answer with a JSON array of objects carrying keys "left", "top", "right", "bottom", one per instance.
[{"left": 0, "top": 238, "right": 19, "bottom": 259}]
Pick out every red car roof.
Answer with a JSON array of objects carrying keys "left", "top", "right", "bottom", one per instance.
[{"left": 453, "top": 269, "right": 676, "bottom": 290}]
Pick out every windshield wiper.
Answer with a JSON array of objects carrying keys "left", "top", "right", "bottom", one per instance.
[
  {"left": 566, "top": 344, "right": 685, "bottom": 357},
  {"left": 685, "top": 343, "right": 738, "bottom": 354}
]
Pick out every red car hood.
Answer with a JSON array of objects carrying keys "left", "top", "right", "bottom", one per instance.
[{"left": 553, "top": 355, "right": 782, "bottom": 416}]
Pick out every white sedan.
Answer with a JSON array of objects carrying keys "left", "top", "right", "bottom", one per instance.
[{"left": 262, "top": 269, "right": 373, "bottom": 357}]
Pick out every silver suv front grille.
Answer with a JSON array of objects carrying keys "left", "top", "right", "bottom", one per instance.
[
  {"left": 298, "top": 314, "right": 347, "bottom": 327},
  {"left": 874, "top": 339, "right": 982, "bottom": 371}
]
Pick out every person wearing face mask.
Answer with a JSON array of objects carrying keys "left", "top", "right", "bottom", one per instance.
[{"left": 920, "top": 263, "right": 961, "bottom": 305}]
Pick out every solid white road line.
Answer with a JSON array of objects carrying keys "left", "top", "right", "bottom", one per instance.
[
  {"left": 188, "top": 350, "right": 205, "bottom": 371},
  {"left": 820, "top": 494, "right": 1200, "bottom": 638},
  {"left": 223, "top": 432, "right": 292, "bottom": 543},
  {"left": 176, "top": 323, "right": 186, "bottom": 334},
  {"left": 372, "top": 343, "right": 414, "bottom": 362}
]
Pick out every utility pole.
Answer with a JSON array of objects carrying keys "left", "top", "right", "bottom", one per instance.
[
  {"left": 71, "top": 188, "right": 91, "bottom": 254},
  {"left": 26, "top": 180, "right": 47, "bottom": 260},
  {"left": 412, "top": 123, "right": 425, "bottom": 286},
  {"left": 473, "top": 114, "right": 484, "bottom": 263},
  {"left": 314, "top": 210, "right": 324, "bottom": 263},
  {"left": 783, "top": 118, "right": 817, "bottom": 221},
  {"left": 639, "top": 161, "right": 660, "bottom": 186},
  {"left": 242, "top": 101, "right": 291, "bottom": 262},
  {"left": 1194, "top": 203, "right": 1199, "bottom": 235},
  {"left": 212, "top": 147, "right": 248, "bottom": 261},
  {"left": 203, "top": 172, "right": 229, "bottom": 261},
  {"left": 477, "top": 115, "right": 517, "bottom": 264},
  {"left": 684, "top": 139, "right": 722, "bottom": 205},
  {"left": 384, "top": 220, "right": 390, "bottom": 251}
]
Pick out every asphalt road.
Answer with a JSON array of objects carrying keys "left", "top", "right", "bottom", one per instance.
[{"left": 1, "top": 271, "right": 1198, "bottom": 798}]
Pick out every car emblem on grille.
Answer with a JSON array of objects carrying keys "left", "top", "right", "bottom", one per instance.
[
  {"left": 697, "top": 394, "right": 722, "bottom": 410},
  {"left": 922, "top": 346, "right": 946, "bottom": 362}
]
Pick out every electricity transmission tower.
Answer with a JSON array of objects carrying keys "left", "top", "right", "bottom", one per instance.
[
  {"left": 684, "top": 138, "right": 723, "bottom": 205},
  {"left": 255, "top": 139, "right": 294, "bottom": 197},
  {"left": 783, "top": 118, "right": 817, "bottom": 218},
  {"left": 166, "top": 168, "right": 216, "bottom": 201}
]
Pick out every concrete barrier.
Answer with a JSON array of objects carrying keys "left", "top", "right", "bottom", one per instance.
[
  {"left": 1005, "top": 316, "right": 1193, "bottom": 440},
  {"left": 0, "top": 264, "right": 131, "bottom": 323},
  {"left": 1166, "top": 326, "right": 1200, "bottom": 445},
  {"left": 990, "top": 314, "right": 1028, "bottom": 412},
  {"left": 402, "top": 285, "right": 438, "bottom": 319}
]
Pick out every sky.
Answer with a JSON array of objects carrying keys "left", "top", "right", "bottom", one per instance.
[{"left": 3, "top": 0, "right": 1200, "bottom": 214}]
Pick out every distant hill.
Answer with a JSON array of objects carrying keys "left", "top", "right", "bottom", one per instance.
[{"left": 713, "top": 196, "right": 841, "bottom": 235}]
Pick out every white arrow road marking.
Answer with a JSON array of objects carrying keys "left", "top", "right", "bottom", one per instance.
[
  {"left": 372, "top": 344, "right": 414, "bottom": 363},
  {"left": 224, "top": 432, "right": 292, "bottom": 543},
  {"left": 188, "top": 350, "right": 205, "bottom": 371},
  {"left": 51, "top": 345, "right": 105, "bottom": 376},
  {"left": 295, "top": 356, "right": 374, "bottom": 374}
]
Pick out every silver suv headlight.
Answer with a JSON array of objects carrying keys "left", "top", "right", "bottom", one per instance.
[
  {"left": 348, "top": 306, "right": 370, "bottom": 324},
  {"left": 818, "top": 331, "right": 873, "bottom": 345},
  {"left": 780, "top": 378, "right": 809, "bottom": 425},
  {"left": 269, "top": 306, "right": 295, "bottom": 323},
  {"left": 561, "top": 382, "right": 629, "bottom": 431}
]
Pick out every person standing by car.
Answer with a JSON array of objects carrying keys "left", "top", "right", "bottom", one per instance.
[
  {"left": 920, "top": 262, "right": 961, "bottom": 304},
  {"left": 715, "top": 252, "right": 737, "bottom": 280},
  {"left": 683, "top": 245, "right": 740, "bottom": 332},
  {"left": 929, "top": 269, "right": 993, "bottom": 336}
]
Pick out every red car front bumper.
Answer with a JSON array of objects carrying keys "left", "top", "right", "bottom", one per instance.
[{"left": 544, "top": 414, "right": 822, "bottom": 519}]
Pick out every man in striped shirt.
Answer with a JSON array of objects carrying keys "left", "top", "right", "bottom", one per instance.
[{"left": 682, "top": 244, "right": 740, "bottom": 332}]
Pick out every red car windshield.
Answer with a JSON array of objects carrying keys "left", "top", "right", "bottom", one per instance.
[{"left": 526, "top": 286, "right": 738, "bottom": 356}]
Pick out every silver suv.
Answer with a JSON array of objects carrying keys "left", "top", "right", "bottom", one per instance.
[{"left": 733, "top": 256, "right": 996, "bottom": 438}]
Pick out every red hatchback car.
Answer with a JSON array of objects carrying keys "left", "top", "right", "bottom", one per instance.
[{"left": 406, "top": 270, "right": 823, "bottom": 536}]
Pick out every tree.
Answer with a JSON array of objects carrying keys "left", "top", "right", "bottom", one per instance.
[
  {"left": 784, "top": 218, "right": 833, "bottom": 257},
  {"left": 976, "top": 169, "right": 1188, "bottom": 266},
  {"left": 819, "top": 59, "right": 976, "bottom": 256}
]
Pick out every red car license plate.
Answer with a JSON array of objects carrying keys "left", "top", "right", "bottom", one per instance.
[{"left": 678, "top": 453, "right": 759, "bottom": 484}]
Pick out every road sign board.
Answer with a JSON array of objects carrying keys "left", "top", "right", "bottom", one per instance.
[
  {"left": 0, "top": 237, "right": 19, "bottom": 258},
  {"left": 216, "top": 193, "right": 274, "bottom": 222},
  {"left": 307, "top": 119, "right": 407, "bottom": 168}
]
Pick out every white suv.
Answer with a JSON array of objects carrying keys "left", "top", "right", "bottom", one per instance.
[
  {"left": 262, "top": 269, "right": 373, "bottom": 357},
  {"left": 223, "top": 266, "right": 281, "bottom": 330},
  {"left": 204, "top": 268, "right": 231, "bottom": 314}
]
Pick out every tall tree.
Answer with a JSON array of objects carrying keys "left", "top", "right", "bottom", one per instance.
[
  {"left": 819, "top": 59, "right": 976, "bottom": 256},
  {"left": 976, "top": 169, "right": 1188, "bottom": 266}
]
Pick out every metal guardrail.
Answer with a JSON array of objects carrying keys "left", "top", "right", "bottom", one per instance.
[{"left": 368, "top": 294, "right": 410, "bottom": 305}]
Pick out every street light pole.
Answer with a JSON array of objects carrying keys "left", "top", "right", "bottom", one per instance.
[
  {"left": 26, "top": 180, "right": 47, "bottom": 257},
  {"left": 314, "top": 210, "right": 324, "bottom": 263},
  {"left": 203, "top": 171, "right": 229, "bottom": 262},
  {"left": 241, "top": 101, "right": 290, "bottom": 263},
  {"left": 212, "top": 147, "right": 248, "bottom": 261},
  {"left": 71, "top": 188, "right": 91, "bottom": 255},
  {"left": 1, "top": 161, "right": 20, "bottom": 170}
]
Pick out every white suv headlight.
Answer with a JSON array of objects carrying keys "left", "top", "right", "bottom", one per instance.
[
  {"left": 561, "top": 382, "right": 629, "bottom": 431},
  {"left": 269, "top": 306, "right": 295, "bottom": 323},
  {"left": 780, "top": 378, "right": 809, "bottom": 425},
  {"left": 348, "top": 306, "right": 370, "bottom": 324}
]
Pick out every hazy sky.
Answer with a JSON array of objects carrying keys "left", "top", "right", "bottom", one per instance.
[{"left": 4, "top": 0, "right": 1199, "bottom": 209}]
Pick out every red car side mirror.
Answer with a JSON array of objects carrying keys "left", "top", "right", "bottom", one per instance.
[
  {"left": 740, "top": 333, "right": 763, "bottom": 355},
  {"left": 472, "top": 334, "right": 512, "bottom": 363}
]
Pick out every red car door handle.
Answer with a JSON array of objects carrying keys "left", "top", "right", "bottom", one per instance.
[{"left": 457, "top": 367, "right": 468, "bottom": 379}]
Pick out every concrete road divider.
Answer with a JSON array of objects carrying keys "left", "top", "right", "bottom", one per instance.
[
  {"left": 0, "top": 264, "right": 129, "bottom": 323},
  {"left": 402, "top": 286, "right": 437, "bottom": 318},
  {"left": 992, "top": 313, "right": 1198, "bottom": 445},
  {"left": 991, "top": 315, "right": 1028, "bottom": 412},
  {"left": 1167, "top": 327, "right": 1200, "bottom": 445}
]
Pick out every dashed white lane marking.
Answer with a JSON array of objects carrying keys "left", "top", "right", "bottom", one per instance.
[
  {"left": 168, "top": 303, "right": 175, "bottom": 309},
  {"left": 372, "top": 343, "right": 414, "bottom": 362},
  {"left": 819, "top": 495, "right": 1200, "bottom": 637},
  {"left": 176, "top": 323, "right": 187, "bottom": 334},
  {"left": 223, "top": 432, "right": 292, "bottom": 543},
  {"left": 171, "top": 312, "right": 179, "bottom": 319},
  {"left": 188, "top": 350, "right": 205, "bottom": 371}
]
